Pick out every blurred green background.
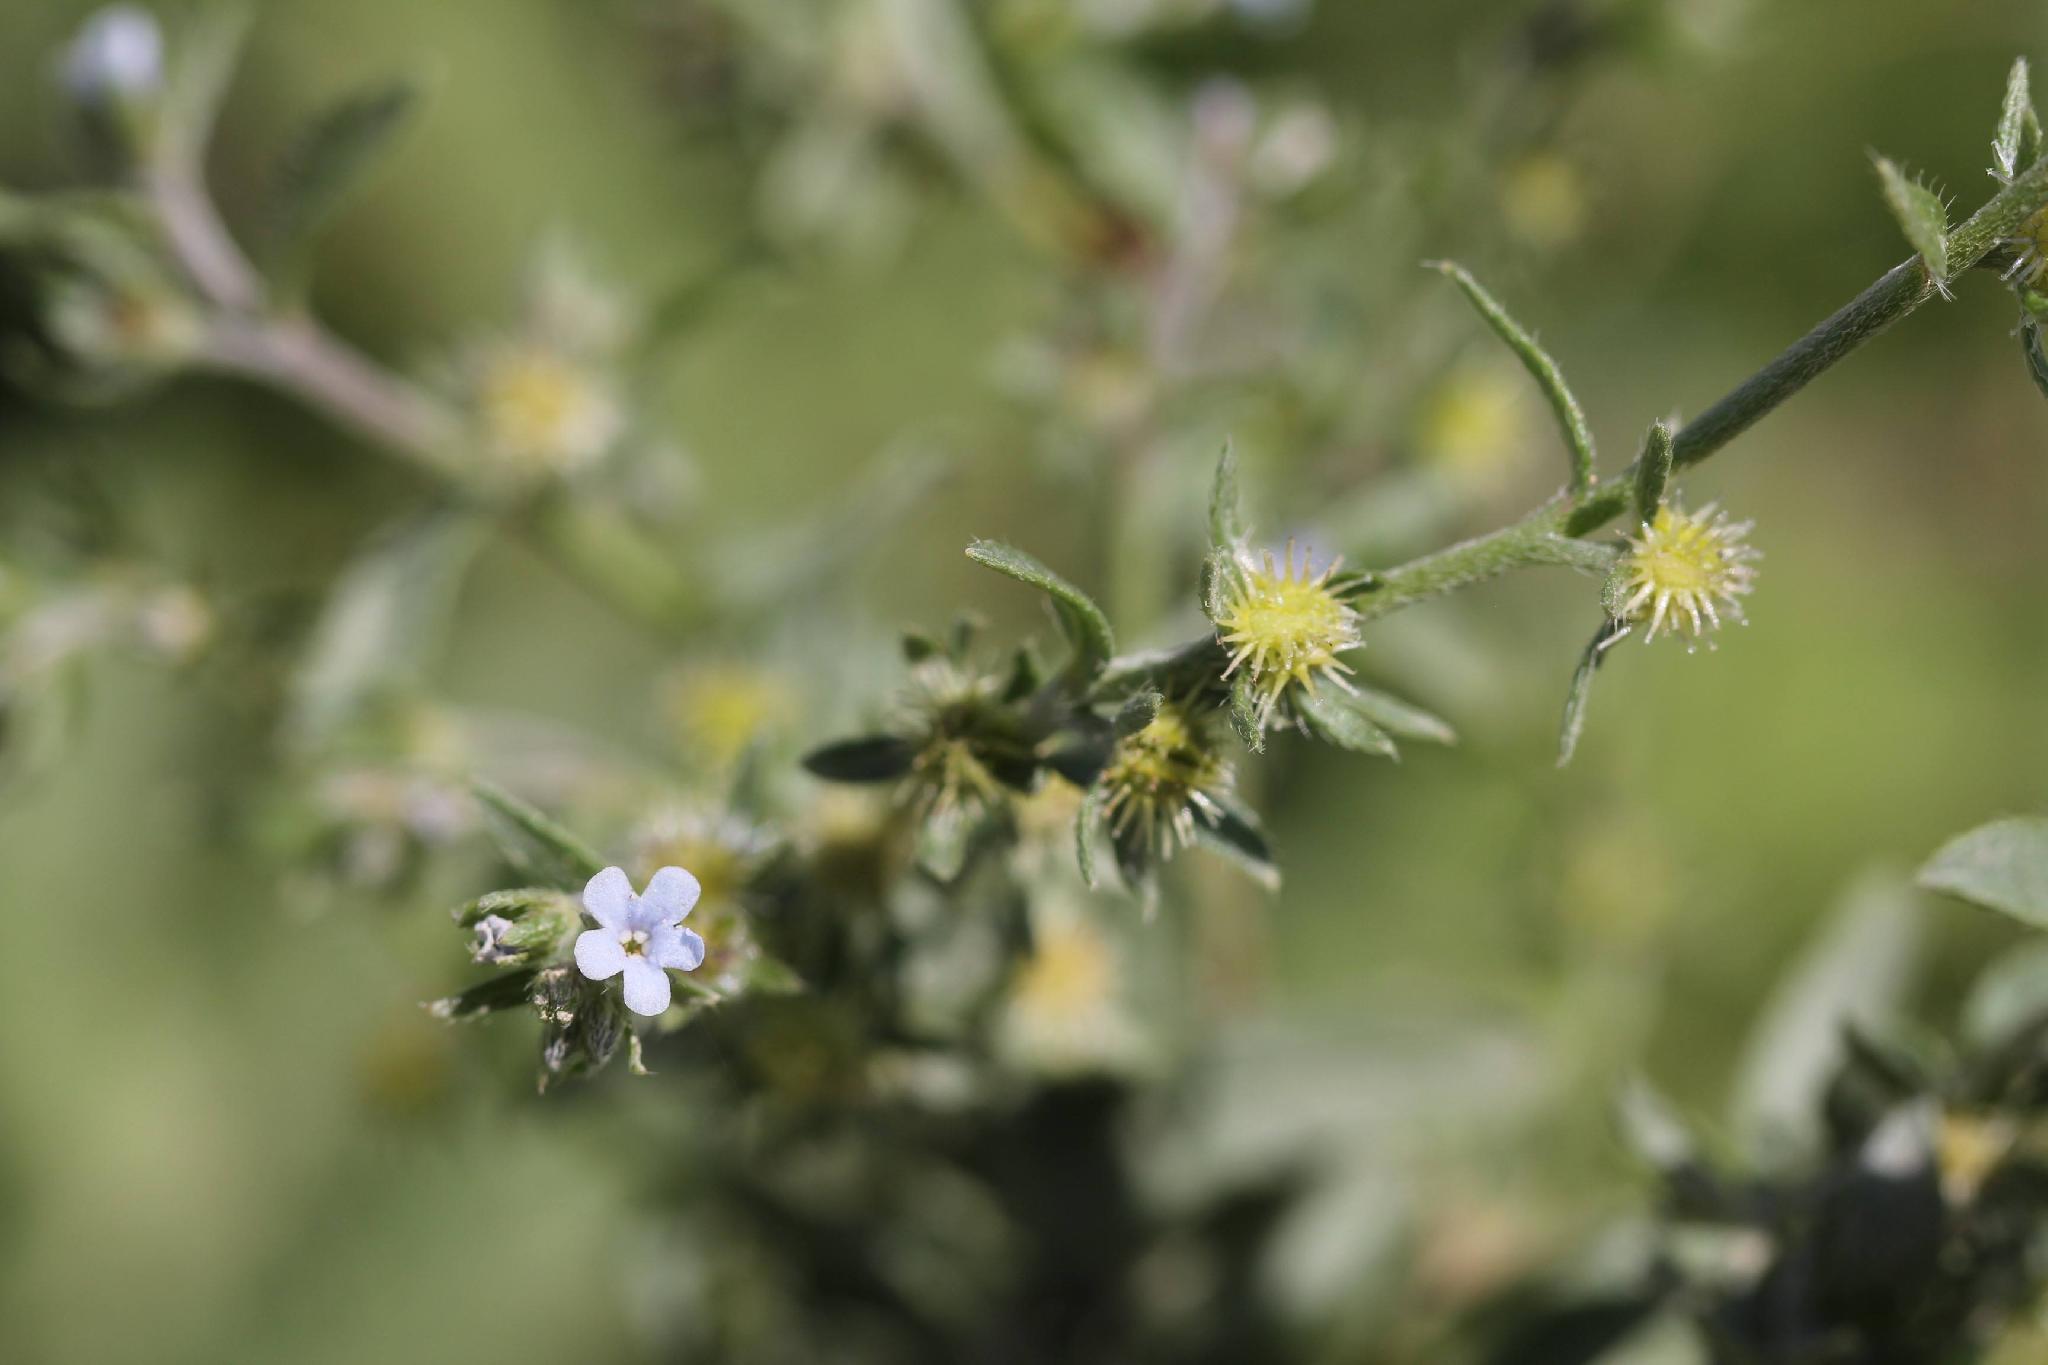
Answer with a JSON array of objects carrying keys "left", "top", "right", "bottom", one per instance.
[{"left": 2, "top": 0, "right": 2046, "bottom": 1361}]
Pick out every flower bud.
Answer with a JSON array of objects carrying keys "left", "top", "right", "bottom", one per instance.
[
  {"left": 452, "top": 887, "right": 577, "bottom": 967},
  {"left": 61, "top": 6, "right": 163, "bottom": 106},
  {"left": 59, "top": 7, "right": 165, "bottom": 161}
]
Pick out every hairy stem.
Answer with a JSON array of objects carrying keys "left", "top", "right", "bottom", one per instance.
[{"left": 1351, "top": 153, "right": 2048, "bottom": 622}]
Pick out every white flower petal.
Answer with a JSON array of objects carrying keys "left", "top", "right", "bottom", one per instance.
[
  {"left": 574, "top": 928, "right": 627, "bottom": 981},
  {"left": 583, "top": 866, "right": 634, "bottom": 928},
  {"left": 620, "top": 959, "right": 672, "bottom": 1017},
  {"left": 650, "top": 926, "right": 706, "bottom": 973},
  {"left": 638, "top": 865, "right": 701, "bottom": 923}
]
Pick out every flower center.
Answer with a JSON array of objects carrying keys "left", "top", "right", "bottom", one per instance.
[
  {"left": 1214, "top": 543, "right": 1362, "bottom": 721},
  {"left": 619, "top": 927, "right": 651, "bottom": 957}
]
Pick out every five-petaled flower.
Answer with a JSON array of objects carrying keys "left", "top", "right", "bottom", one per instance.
[{"left": 574, "top": 865, "right": 706, "bottom": 1016}]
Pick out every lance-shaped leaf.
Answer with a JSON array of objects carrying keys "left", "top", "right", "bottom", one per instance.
[
  {"left": 1076, "top": 782, "right": 1110, "bottom": 889},
  {"left": 427, "top": 966, "right": 541, "bottom": 1020},
  {"left": 1872, "top": 155, "right": 1950, "bottom": 291},
  {"left": 1631, "top": 419, "right": 1675, "bottom": 525},
  {"left": 1730, "top": 869, "right": 1922, "bottom": 1165},
  {"left": 1616, "top": 1077, "right": 1696, "bottom": 1177},
  {"left": 263, "top": 78, "right": 425, "bottom": 273},
  {"left": 287, "top": 512, "right": 483, "bottom": 751},
  {"left": 802, "top": 735, "right": 917, "bottom": 783},
  {"left": 2022, "top": 318, "right": 2048, "bottom": 401},
  {"left": 1919, "top": 815, "right": 2048, "bottom": 927},
  {"left": 159, "top": 4, "right": 253, "bottom": 166},
  {"left": 1190, "top": 794, "right": 1280, "bottom": 891},
  {"left": 1963, "top": 940, "right": 2048, "bottom": 1047},
  {"left": 965, "top": 539, "right": 1114, "bottom": 683},
  {"left": 1294, "top": 685, "right": 1399, "bottom": 759},
  {"left": 1427, "top": 260, "right": 1596, "bottom": 497},
  {"left": 1210, "top": 440, "right": 1246, "bottom": 550},
  {"left": 1993, "top": 57, "right": 2043, "bottom": 183},
  {"left": 1113, "top": 689, "right": 1162, "bottom": 738},
  {"left": 450, "top": 886, "right": 566, "bottom": 929},
  {"left": 1227, "top": 671, "right": 1265, "bottom": 753},
  {"left": 1346, "top": 685, "right": 1455, "bottom": 746},
  {"left": 470, "top": 778, "right": 606, "bottom": 892},
  {"left": 1557, "top": 620, "right": 1627, "bottom": 767}
]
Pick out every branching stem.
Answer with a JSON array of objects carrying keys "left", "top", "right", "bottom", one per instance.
[{"left": 1349, "top": 154, "right": 2048, "bottom": 623}]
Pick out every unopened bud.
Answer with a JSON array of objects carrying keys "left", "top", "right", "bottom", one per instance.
[{"left": 61, "top": 7, "right": 164, "bottom": 108}]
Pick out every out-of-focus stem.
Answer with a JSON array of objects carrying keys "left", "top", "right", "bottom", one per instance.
[
  {"left": 147, "top": 128, "right": 707, "bottom": 639},
  {"left": 199, "top": 315, "right": 462, "bottom": 468}
]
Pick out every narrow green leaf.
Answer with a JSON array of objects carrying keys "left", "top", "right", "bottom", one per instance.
[
  {"left": 1209, "top": 440, "right": 1246, "bottom": 550},
  {"left": 998, "top": 645, "right": 1042, "bottom": 703},
  {"left": 1994, "top": 57, "right": 2040, "bottom": 182},
  {"left": 263, "top": 77, "right": 425, "bottom": 276},
  {"left": 1294, "top": 685, "right": 1399, "bottom": 759},
  {"left": 2022, "top": 318, "right": 2048, "bottom": 401},
  {"left": 740, "top": 953, "right": 805, "bottom": 997},
  {"left": 1426, "top": 260, "right": 1596, "bottom": 497},
  {"left": 1113, "top": 689, "right": 1161, "bottom": 739},
  {"left": 1963, "top": 940, "right": 2048, "bottom": 1047},
  {"left": 1632, "top": 419, "right": 1675, "bottom": 525},
  {"left": 1557, "top": 622, "right": 1623, "bottom": 767},
  {"left": 1616, "top": 1077, "right": 1696, "bottom": 1175},
  {"left": 965, "top": 539, "right": 1114, "bottom": 682},
  {"left": 1871, "top": 155, "right": 1950, "bottom": 289},
  {"left": 1730, "top": 868, "right": 1922, "bottom": 1164},
  {"left": 1076, "top": 782, "right": 1110, "bottom": 888},
  {"left": 287, "top": 512, "right": 483, "bottom": 751},
  {"left": 427, "top": 967, "right": 541, "bottom": 1020},
  {"left": 801, "top": 735, "right": 917, "bottom": 783},
  {"left": 450, "top": 886, "right": 565, "bottom": 929},
  {"left": 469, "top": 779, "right": 606, "bottom": 892},
  {"left": 1919, "top": 816, "right": 2048, "bottom": 926},
  {"left": 160, "top": 4, "right": 253, "bottom": 164},
  {"left": 947, "top": 612, "right": 982, "bottom": 662},
  {"left": 1346, "top": 685, "right": 1455, "bottom": 746},
  {"left": 1189, "top": 795, "right": 1280, "bottom": 891},
  {"left": 1227, "top": 672, "right": 1265, "bottom": 752}
]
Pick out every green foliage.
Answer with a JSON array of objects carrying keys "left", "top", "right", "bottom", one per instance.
[
  {"left": 1993, "top": 56, "right": 2042, "bottom": 182},
  {"left": 964, "top": 538, "right": 1115, "bottom": 684},
  {"left": 1208, "top": 440, "right": 1245, "bottom": 549},
  {"left": 1873, "top": 154, "right": 1951, "bottom": 289},
  {"left": 1292, "top": 683, "right": 1397, "bottom": 758},
  {"left": 1556, "top": 620, "right": 1622, "bottom": 766},
  {"left": 1630, "top": 418, "right": 1674, "bottom": 525},
  {"left": 286, "top": 512, "right": 480, "bottom": 750},
  {"left": 1919, "top": 815, "right": 2048, "bottom": 926},
  {"left": 470, "top": 778, "right": 607, "bottom": 891},
  {"left": 261, "top": 76, "right": 425, "bottom": 286},
  {"left": 1426, "top": 259, "right": 1597, "bottom": 496},
  {"left": 10, "top": 9, "right": 2048, "bottom": 1364}
]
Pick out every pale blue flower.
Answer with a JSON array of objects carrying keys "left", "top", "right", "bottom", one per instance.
[
  {"left": 573, "top": 865, "right": 705, "bottom": 1016},
  {"left": 62, "top": 7, "right": 163, "bottom": 106}
]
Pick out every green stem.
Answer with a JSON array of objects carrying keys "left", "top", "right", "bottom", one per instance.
[{"left": 1352, "top": 153, "right": 2048, "bottom": 622}]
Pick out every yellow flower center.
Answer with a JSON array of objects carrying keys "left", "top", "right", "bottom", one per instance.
[
  {"left": 1100, "top": 703, "right": 1226, "bottom": 856},
  {"left": 1214, "top": 543, "right": 1361, "bottom": 723},
  {"left": 1614, "top": 503, "right": 1759, "bottom": 644},
  {"left": 667, "top": 665, "right": 796, "bottom": 769},
  {"left": 475, "top": 344, "right": 618, "bottom": 471}
]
